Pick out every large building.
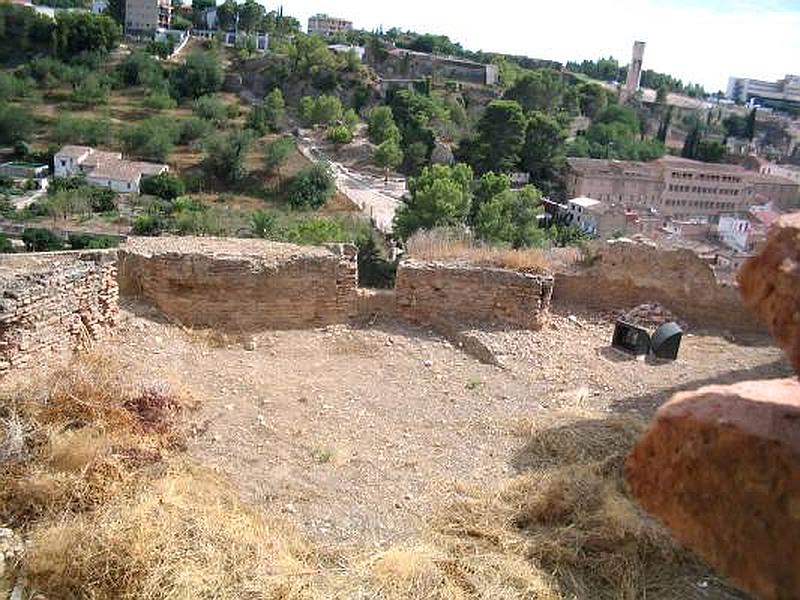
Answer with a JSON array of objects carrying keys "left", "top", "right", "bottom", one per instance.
[
  {"left": 379, "top": 47, "right": 499, "bottom": 86},
  {"left": 124, "top": 0, "right": 171, "bottom": 34},
  {"left": 726, "top": 74, "right": 800, "bottom": 112},
  {"left": 566, "top": 156, "right": 799, "bottom": 219},
  {"left": 307, "top": 14, "right": 352, "bottom": 37}
]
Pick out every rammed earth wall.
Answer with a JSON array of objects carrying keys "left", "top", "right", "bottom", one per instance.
[
  {"left": 0, "top": 250, "right": 119, "bottom": 372},
  {"left": 117, "top": 237, "right": 358, "bottom": 330},
  {"left": 395, "top": 260, "right": 554, "bottom": 329}
]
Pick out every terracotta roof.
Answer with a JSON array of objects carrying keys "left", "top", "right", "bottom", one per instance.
[
  {"left": 82, "top": 150, "right": 123, "bottom": 168},
  {"left": 87, "top": 159, "right": 167, "bottom": 183},
  {"left": 56, "top": 145, "right": 93, "bottom": 160}
]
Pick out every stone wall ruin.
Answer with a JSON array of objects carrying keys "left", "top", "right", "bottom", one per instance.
[
  {"left": 0, "top": 250, "right": 119, "bottom": 372},
  {"left": 117, "top": 237, "right": 358, "bottom": 331}
]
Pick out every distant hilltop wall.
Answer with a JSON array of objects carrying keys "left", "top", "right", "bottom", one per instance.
[
  {"left": 395, "top": 260, "right": 554, "bottom": 329},
  {"left": 552, "top": 240, "right": 761, "bottom": 331},
  {"left": 0, "top": 250, "right": 118, "bottom": 372},
  {"left": 117, "top": 237, "right": 358, "bottom": 331}
]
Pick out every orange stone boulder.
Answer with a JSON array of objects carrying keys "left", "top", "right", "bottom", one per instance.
[
  {"left": 626, "top": 378, "right": 800, "bottom": 600},
  {"left": 738, "top": 212, "right": 800, "bottom": 374}
]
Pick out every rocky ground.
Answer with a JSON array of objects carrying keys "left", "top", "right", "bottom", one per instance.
[{"left": 101, "top": 303, "right": 793, "bottom": 549}]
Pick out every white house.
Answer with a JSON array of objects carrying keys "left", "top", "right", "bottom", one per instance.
[
  {"left": 565, "top": 196, "right": 628, "bottom": 239},
  {"left": 53, "top": 145, "right": 167, "bottom": 193},
  {"left": 718, "top": 215, "right": 752, "bottom": 253},
  {"left": 91, "top": 0, "right": 108, "bottom": 14}
]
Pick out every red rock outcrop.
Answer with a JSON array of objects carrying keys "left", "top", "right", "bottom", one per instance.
[
  {"left": 626, "top": 379, "right": 800, "bottom": 600},
  {"left": 738, "top": 212, "right": 800, "bottom": 374}
]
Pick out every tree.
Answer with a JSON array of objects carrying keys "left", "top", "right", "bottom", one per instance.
[
  {"left": 374, "top": 138, "right": 403, "bottom": 180},
  {"left": 52, "top": 12, "right": 119, "bottom": 57},
  {"left": 121, "top": 117, "right": 178, "bottom": 161},
  {"left": 471, "top": 171, "right": 510, "bottom": 221},
  {"left": 578, "top": 83, "right": 608, "bottom": 120},
  {"left": 141, "top": 172, "right": 185, "bottom": 199},
  {"left": 656, "top": 85, "right": 668, "bottom": 104},
  {"left": 745, "top": 107, "right": 757, "bottom": 140},
  {"left": 694, "top": 139, "right": 726, "bottom": 163},
  {"left": 656, "top": 105, "right": 673, "bottom": 143},
  {"left": 238, "top": 0, "right": 264, "bottom": 31},
  {"left": 0, "top": 105, "right": 34, "bottom": 145},
  {"left": 192, "top": 94, "right": 228, "bottom": 126},
  {"left": 22, "top": 228, "right": 63, "bottom": 252},
  {"left": 264, "top": 136, "right": 294, "bottom": 179},
  {"left": 474, "top": 185, "right": 545, "bottom": 248},
  {"left": 287, "top": 163, "right": 335, "bottom": 209},
  {"left": 393, "top": 163, "right": 473, "bottom": 239},
  {"left": 681, "top": 122, "right": 703, "bottom": 159},
  {"left": 204, "top": 129, "right": 255, "bottom": 184},
  {"left": 368, "top": 105, "right": 400, "bottom": 145},
  {"left": 503, "top": 69, "right": 563, "bottom": 113},
  {"left": 298, "top": 96, "right": 315, "bottom": 126},
  {"left": 215, "top": 0, "right": 237, "bottom": 30},
  {"left": 249, "top": 88, "right": 285, "bottom": 133},
  {"left": 473, "top": 100, "right": 527, "bottom": 174},
  {"left": 172, "top": 50, "right": 223, "bottom": 99},
  {"left": 311, "top": 95, "right": 343, "bottom": 125},
  {"left": 521, "top": 111, "right": 566, "bottom": 194}
]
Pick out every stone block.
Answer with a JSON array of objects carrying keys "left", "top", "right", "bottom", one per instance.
[
  {"left": 738, "top": 212, "right": 800, "bottom": 374},
  {"left": 626, "top": 379, "right": 800, "bottom": 600}
]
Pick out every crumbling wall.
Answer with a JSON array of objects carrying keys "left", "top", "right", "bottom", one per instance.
[
  {"left": 553, "top": 240, "right": 760, "bottom": 330},
  {"left": 395, "top": 260, "right": 554, "bottom": 329},
  {"left": 626, "top": 212, "right": 800, "bottom": 600},
  {"left": 118, "top": 237, "right": 358, "bottom": 331},
  {"left": 0, "top": 250, "right": 119, "bottom": 372}
]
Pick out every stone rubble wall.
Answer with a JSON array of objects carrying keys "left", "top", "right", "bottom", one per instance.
[
  {"left": 626, "top": 212, "right": 800, "bottom": 600},
  {"left": 553, "top": 240, "right": 761, "bottom": 331},
  {"left": 117, "top": 237, "right": 358, "bottom": 331},
  {"left": 0, "top": 250, "right": 119, "bottom": 372},
  {"left": 395, "top": 260, "right": 554, "bottom": 330}
]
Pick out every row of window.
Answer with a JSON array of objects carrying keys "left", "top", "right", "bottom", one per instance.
[
  {"left": 668, "top": 184, "right": 741, "bottom": 196},
  {"left": 670, "top": 171, "right": 741, "bottom": 183},
  {"left": 664, "top": 198, "right": 736, "bottom": 210}
]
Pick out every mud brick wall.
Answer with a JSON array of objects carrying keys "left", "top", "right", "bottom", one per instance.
[
  {"left": 0, "top": 250, "right": 119, "bottom": 372},
  {"left": 117, "top": 237, "right": 358, "bottom": 331},
  {"left": 395, "top": 260, "right": 554, "bottom": 329},
  {"left": 553, "top": 240, "right": 761, "bottom": 331}
]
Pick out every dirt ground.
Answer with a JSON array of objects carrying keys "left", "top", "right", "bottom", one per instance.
[{"left": 102, "top": 304, "right": 791, "bottom": 548}]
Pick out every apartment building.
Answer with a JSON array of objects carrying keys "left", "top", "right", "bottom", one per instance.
[
  {"left": 726, "top": 74, "right": 800, "bottom": 111},
  {"left": 307, "top": 14, "right": 352, "bottom": 37},
  {"left": 566, "top": 156, "right": 799, "bottom": 219},
  {"left": 125, "top": 0, "right": 171, "bottom": 34}
]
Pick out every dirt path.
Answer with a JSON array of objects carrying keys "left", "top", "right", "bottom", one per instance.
[{"left": 110, "top": 307, "right": 790, "bottom": 546}]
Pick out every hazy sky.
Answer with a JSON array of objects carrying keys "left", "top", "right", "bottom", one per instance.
[{"left": 278, "top": 0, "right": 800, "bottom": 92}]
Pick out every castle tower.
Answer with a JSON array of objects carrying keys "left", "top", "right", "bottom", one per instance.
[{"left": 621, "top": 41, "right": 646, "bottom": 102}]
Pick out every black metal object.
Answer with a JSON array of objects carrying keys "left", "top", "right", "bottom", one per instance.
[
  {"left": 651, "top": 322, "right": 683, "bottom": 360},
  {"left": 612, "top": 321, "right": 651, "bottom": 356}
]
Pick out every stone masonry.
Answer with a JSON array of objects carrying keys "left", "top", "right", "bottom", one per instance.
[
  {"left": 395, "top": 260, "right": 554, "bottom": 329},
  {"left": 0, "top": 250, "right": 119, "bottom": 372},
  {"left": 117, "top": 237, "right": 358, "bottom": 331}
]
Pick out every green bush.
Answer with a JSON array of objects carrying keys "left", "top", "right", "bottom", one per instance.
[
  {"left": 121, "top": 116, "right": 179, "bottom": 161},
  {"left": 87, "top": 187, "right": 116, "bottom": 212},
  {"left": 287, "top": 163, "right": 335, "bottom": 210},
  {"left": 172, "top": 50, "right": 224, "bottom": 99},
  {"left": 0, "top": 234, "right": 15, "bottom": 253},
  {"left": 67, "top": 233, "right": 118, "bottom": 249},
  {"left": 327, "top": 124, "right": 352, "bottom": 145},
  {"left": 178, "top": 117, "right": 212, "bottom": 145},
  {"left": 131, "top": 213, "right": 165, "bottom": 236},
  {"left": 53, "top": 115, "right": 112, "bottom": 146},
  {"left": 192, "top": 94, "right": 228, "bottom": 126},
  {"left": 22, "top": 228, "right": 64, "bottom": 252},
  {"left": 141, "top": 172, "right": 185, "bottom": 200},
  {"left": 143, "top": 92, "right": 177, "bottom": 110}
]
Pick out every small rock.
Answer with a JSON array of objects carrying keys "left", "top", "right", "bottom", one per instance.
[
  {"left": 284, "top": 503, "right": 297, "bottom": 514},
  {"left": 224, "top": 403, "right": 234, "bottom": 411},
  {"left": 243, "top": 337, "right": 256, "bottom": 351},
  {"left": 211, "top": 434, "right": 221, "bottom": 442},
  {"left": 423, "top": 360, "right": 433, "bottom": 368}
]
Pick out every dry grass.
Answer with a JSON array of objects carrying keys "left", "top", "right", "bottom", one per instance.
[
  {"left": 25, "top": 463, "right": 318, "bottom": 600},
  {"left": 405, "top": 229, "right": 550, "bottom": 274}
]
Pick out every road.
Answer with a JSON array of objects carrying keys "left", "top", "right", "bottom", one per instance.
[{"left": 297, "top": 136, "right": 405, "bottom": 235}]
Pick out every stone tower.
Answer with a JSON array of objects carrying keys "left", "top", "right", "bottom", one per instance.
[{"left": 621, "top": 41, "right": 646, "bottom": 102}]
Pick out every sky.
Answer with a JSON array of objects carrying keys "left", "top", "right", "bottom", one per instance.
[{"left": 276, "top": 0, "right": 800, "bottom": 92}]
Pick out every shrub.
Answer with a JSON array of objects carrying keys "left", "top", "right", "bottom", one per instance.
[
  {"left": 0, "top": 234, "right": 15, "bottom": 253},
  {"left": 87, "top": 187, "right": 116, "bottom": 213},
  {"left": 69, "top": 73, "right": 110, "bottom": 105},
  {"left": 178, "top": 117, "right": 212, "bottom": 145},
  {"left": 121, "top": 117, "right": 179, "bottom": 161},
  {"left": 143, "top": 92, "right": 177, "bottom": 110},
  {"left": 22, "top": 228, "right": 63, "bottom": 252},
  {"left": 132, "top": 213, "right": 164, "bottom": 236},
  {"left": 53, "top": 115, "right": 112, "bottom": 146},
  {"left": 368, "top": 105, "right": 400, "bottom": 145},
  {"left": 287, "top": 163, "right": 335, "bottom": 210},
  {"left": 202, "top": 129, "right": 255, "bottom": 184},
  {"left": 68, "top": 233, "right": 118, "bottom": 249},
  {"left": 172, "top": 50, "right": 223, "bottom": 99},
  {"left": 327, "top": 124, "right": 352, "bottom": 145},
  {"left": 192, "top": 94, "right": 227, "bottom": 126},
  {"left": 264, "top": 136, "right": 295, "bottom": 178},
  {"left": 0, "top": 105, "right": 35, "bottom": 145},
  {"left": 140, "top": 172, "right": 185, "bottom": 200}
]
